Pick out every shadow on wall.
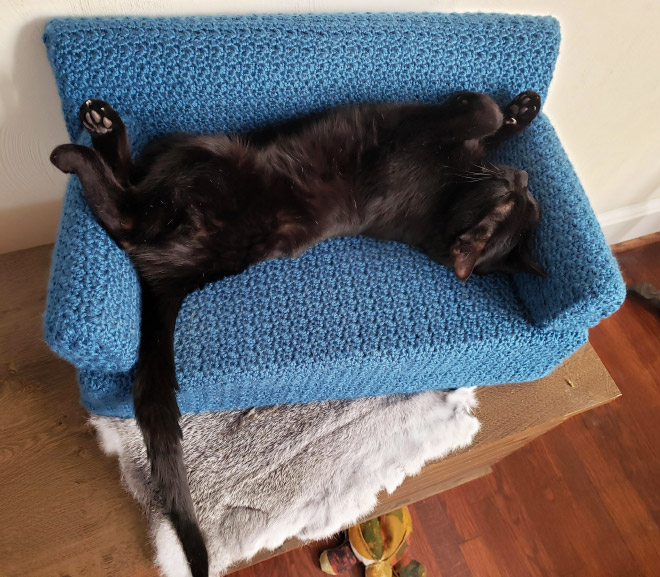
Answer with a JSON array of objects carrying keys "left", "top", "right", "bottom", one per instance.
[{"left": 0, "top": 17, "right": 69, "bottom": 254}]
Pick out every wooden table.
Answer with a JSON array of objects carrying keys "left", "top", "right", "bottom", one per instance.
[{"left": 0, "top": 245, "right": 620, "bottom": 577}]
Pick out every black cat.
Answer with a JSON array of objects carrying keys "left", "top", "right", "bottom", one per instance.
[{"left": 51, "top": 90, "right": 544, "bottom": 577}]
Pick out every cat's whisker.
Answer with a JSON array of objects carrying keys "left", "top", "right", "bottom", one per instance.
[
  {"left": 450, "top": 176, "right": 491, "bottom": 183},
  {"left": 447, "top": 165, "right": 498, "bottom": 180},
  {"left": 470, "top": 163, "right": 497, "bottom": 176},
  {"left": 448, "top": 170, "right": 493, "bottom": 180},
  {"left": 485, "top": 159, "right": 503, "bottom": 175}
]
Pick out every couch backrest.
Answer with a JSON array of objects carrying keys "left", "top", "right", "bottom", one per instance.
[{"left": 44, "top": 13, "right": 560, "bottom": 146}]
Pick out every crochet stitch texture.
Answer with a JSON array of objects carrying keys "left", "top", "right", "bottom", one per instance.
[{"left": 42, "top": 13, "right": 625, "bottom": 417}]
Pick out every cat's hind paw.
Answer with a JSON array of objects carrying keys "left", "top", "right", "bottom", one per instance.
[
  {"left": 503, "top": 91, "right": 541, "bottom": 126},
  {"left": 50, "top": 143, "right": 93, "bottom": 174},
  {"left": 79, "top": 100, "right": 119, "bottom": 135}
]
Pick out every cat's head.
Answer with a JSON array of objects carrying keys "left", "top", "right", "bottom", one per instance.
[{"left": 447, "top": 165, "right": 545, "bottom": 281}]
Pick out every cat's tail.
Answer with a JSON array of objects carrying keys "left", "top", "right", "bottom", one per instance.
[
  {"left": 51, "top": 143, "right": 209, "bottom": 574},
  {"left": 50, "top": 144, "right": 133, "bottom": 244},
  {"left": 133, "top": 287, "right": 209, "bottom": 577}
]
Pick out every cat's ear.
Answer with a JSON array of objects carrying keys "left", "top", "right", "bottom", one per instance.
[
  {"left": 450, "top": 198, "right": 516, "bottom": 281},
  {"left": 450, "top": 234, "right": 487, "bottom": 282}
]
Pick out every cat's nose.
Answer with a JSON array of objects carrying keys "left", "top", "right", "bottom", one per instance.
[{"left": 514, "top": 170, "right": 528, "bottom": 189}]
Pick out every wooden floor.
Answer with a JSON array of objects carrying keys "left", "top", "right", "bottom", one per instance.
[{"left": 234, "top": 235, "right": 660, "bottom": 577}]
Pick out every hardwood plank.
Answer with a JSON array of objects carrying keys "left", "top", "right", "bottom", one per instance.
[
  {"left": 567, "top": 418, "right": 660, "bottom": 572},
  {"left": 455, "top": 475, "right": 554, "bottom": 577},
  {"left": 409, "top": 496, "right": 471, "bottom": 577},
  {"left": 611, "top": 230, "right": 660, "bottom": 254},
  {"left": 461, "top": 537, "right": 507, "bottom": 577},
  {"left": 0, "top": 245, "right": 159, "bottom": 577}
]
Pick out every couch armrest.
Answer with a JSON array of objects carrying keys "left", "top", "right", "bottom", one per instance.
[
  {"left": 43, "top": 119, "right": 143, "bottom": 372},
  {"left": 498, "top": 115, "right": 626, "bottom": 329},
  {"left": 44, "top": 177, "right": 140, "bottom": 371}
]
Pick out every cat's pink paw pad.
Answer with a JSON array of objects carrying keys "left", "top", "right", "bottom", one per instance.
[{"left": 79, "top": 99, "right": 117, "bottom": 135}]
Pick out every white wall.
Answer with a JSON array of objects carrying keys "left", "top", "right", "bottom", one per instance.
[{"left": 1, "top": 0, "right": 659, "bottom": 253}]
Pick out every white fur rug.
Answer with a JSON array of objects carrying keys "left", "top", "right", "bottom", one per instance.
[{"left": 91, "top": 388, "right": 479, "bottom": 576}]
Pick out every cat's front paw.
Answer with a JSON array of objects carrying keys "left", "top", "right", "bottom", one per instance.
[
  {"left": 79, "top": 99, "right": 118, "bottom": 136},
  {"left": 452, "top": 91, "right": 496, "bottom": 111},
  {"left": 503, "top": 91, "right": 541, "bottom": 126}
]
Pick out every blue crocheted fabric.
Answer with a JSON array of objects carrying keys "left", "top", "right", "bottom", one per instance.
[{"left": 43, "top": 13, "right": 625, "bottom": 417}]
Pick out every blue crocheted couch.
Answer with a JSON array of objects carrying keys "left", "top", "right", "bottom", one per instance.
[{"left": 43, "top": 13, "right": 625, "bottom": 418}]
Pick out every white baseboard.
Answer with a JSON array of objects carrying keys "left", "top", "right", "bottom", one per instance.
[{"left": 597, "top": 197, "right": 660, "bottom": 245}]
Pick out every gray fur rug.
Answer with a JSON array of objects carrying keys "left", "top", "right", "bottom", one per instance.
[{"left": 91, "top": 388, "right": 479, "bottom": 576}]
